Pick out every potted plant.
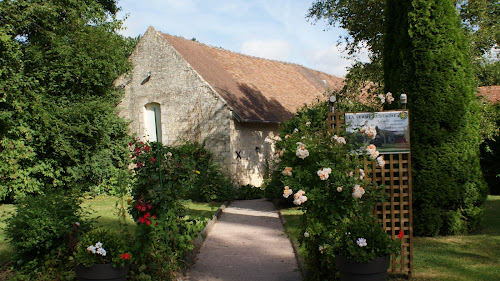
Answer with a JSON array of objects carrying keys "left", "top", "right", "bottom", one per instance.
[
  {"left": 327, "top": 215, "right": 401, "bottom": 281},
  {"left": 75, "top": 228, "right": 132, "bottom": 281}
]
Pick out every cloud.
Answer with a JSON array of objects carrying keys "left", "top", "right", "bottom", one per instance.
[
  {"left": 241, "top": 39, "right": 292, "bottom": 61},
  {"left": 305, "top": 44, "right": 371, "bottom": 77}
]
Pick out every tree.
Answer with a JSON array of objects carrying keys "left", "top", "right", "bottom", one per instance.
[
  {"left": 307, "top": 0, "right": 500, "bottom": 86},
  {"left": 384, "top": 0, "right": 487, "bottom": 235},
  {"left": 0, "top": 0, "right": 135, "bottom": 199}
]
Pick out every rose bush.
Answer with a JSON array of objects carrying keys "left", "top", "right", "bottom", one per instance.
[{"left": 267, "top": 99, "right": 400, "bottom": 280}]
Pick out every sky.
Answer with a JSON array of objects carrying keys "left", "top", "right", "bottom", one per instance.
[{"left": 116, "top": 0, "right": 369, "bottom": 77}]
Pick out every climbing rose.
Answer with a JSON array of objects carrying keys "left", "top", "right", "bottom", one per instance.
[
  {"left": 282, "top": 167, "right": 292, "bottom": 176},
  {"left": 317, "top": 167, "right": 332, "bottom": 180},
  {"left": 295, "top": 142, "right": 309, "bottom": 159},
  {"left": 283, "top": 186, "right": 293, "bottom": 198},
  {"left": 352, "top": 185, "right": 365, "bottom": 199}
]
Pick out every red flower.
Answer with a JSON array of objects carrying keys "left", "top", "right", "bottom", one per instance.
[
  {"left": 128, "top": 142, "right": 133, "bottom": 146},
  {"left": 398, "top": 230, "right": 404, "bottom": 240},
  {"left": 177, "top": 163, "right": 181, "bottom": 168},
  {"left": 144, "top": 212, "right": 151, "bottom": 219},
  {"left": 139, "top": 217, "right": 145, "bottom": 223},
  {"left": 134, "top": 147, "right": 141, "bottom": 152},
  {"left": 140, "top": 205, "right": 147, "bottom": 212},
  {"left": 151, "top": 157, "right": 156, "bottom": 162},
  {"left": 146, "top": 219, "right": 152, "bottom": 226},
  {"left": 136, "top": 162, "right": 142, "bottom": 168},
  {"left": 145, "top": 146, "right": 150, "bottom": 151},
  {"left": 146, "top": 204, "right": 152, "bottom": 210},
  {"left": 120, "top": 253, "right": 131, "bottom": 260}
]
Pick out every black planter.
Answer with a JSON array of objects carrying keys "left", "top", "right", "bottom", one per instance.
[
  {"left": 335, "top": 255, "right": 390, "bottom": 281},
  {"left": 76, "top": 264, "right": 129, "bottom": 281}
]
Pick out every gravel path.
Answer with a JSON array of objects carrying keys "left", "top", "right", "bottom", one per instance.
[{"left": 185, "top": 199, "right": 302, "bottom": 281}]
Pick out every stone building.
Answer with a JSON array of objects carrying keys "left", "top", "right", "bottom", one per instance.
[{"left": 117, "top": 26, "right": 343, "bottom": 186}]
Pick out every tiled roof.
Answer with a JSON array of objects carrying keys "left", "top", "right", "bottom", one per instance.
[
  {"left": 160, "top": 31, "right": 344, "bottom": 123},
  {"left": 478, "top": 86, "right": 500, "bottom": 103}
]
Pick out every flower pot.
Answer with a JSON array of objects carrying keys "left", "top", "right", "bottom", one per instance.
[
  {"left": 76, "top": 264, "right": 129, "bottom": 281},
  {"left": 335, "top": 255, "right": 390, "bottom": 281}
]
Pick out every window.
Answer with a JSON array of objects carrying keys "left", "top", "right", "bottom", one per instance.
[{"left": 144, "top": 103, "right": 162, "bottom": 143}]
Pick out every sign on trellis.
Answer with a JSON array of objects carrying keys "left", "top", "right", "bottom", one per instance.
[{"left": 327, "top": 106, "right": 414, "bottom": 278}]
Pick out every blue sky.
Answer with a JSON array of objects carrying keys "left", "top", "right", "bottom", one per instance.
[{"left": 116, "top": 0, "right": 369, "bottom": 77}]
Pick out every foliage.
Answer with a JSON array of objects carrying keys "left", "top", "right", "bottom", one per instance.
[
  {"left": 307, "top": 0, "right": 500, "bottom": 86},
  {"left": 384, "top": 0, "right": 488, "bottom": 236},
  {"left": 268, "top": 101, "right": 400, "bottom": 280},
  {"left": 234, "top": 184, "right": 264, "bottom": 200},
  {"left": 75, "top": 228, "right": 131, "bottom": 268},
  {"left": 128, "top": 140, "right": 217, "bottom": 280},
  {"left": 4, "top": 192, "right": 91, "bottom": 279},
  {"left": 480, "top": 102, "right": 500, "bottom": 195},
  {"left": 0, "top": 0, "right": 134, "bottom": 200},
  {"left": 327, "top": 215, "right": 401, "bottom": 263}
]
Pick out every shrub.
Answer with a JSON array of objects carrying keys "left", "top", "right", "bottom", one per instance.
[
  {"left": 270, "top": 100, "right": 399, "bottom": 280},
  {"left": 4, "top": 192, "right": 91, "bottom": 278},
  {"left": 234, "top": 184, "right": 264, "bottom": 200},
  {"left": 384, "top": 0, "right": 488, "bottom": 235},
  {"left": 128, "top": 140, "right": 217, "bottom": 279},
  {"left": 75, "top": 228, "right": 131, "bottom": 268}
]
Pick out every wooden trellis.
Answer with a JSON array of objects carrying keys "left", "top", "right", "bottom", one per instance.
[{"left": 328, "top": 110, "right": 414, "bottom": 277}]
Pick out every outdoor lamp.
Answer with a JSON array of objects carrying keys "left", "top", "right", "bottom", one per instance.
[{"left": 400, "top": 93, "right": 407, "bottom": 109}]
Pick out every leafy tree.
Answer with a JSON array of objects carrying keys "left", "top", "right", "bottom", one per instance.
[
  {"left": 384, "top": 0, "right": 487, "bottom": 236},
  {"left": 0, "top": 0, "right": 135, "bottom": 199},
  {"left": 307, "top": 0, "right": 500, "bottom": 86}
]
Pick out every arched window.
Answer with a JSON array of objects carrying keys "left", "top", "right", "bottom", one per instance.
[{"left": 144, "top": 103, "right": 162, "bottom": 143}]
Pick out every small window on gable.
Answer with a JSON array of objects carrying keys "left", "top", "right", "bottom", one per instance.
[{"left": 144, "top": 103, "right": 162, "bottom": 143}]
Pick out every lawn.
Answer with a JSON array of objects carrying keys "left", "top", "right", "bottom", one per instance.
[
  {"left": 280, "top": 195, "right": 500, "bottom": 281},
  {"left": 0, "top": 195, "right": 221, "bottom": 267}
]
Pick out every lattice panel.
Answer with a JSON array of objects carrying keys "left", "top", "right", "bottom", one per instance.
[{"left": 328, "top": 111, "right": 414, "bottom": 277}]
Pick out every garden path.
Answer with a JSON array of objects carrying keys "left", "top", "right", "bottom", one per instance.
[{"left": 184, "top": 199, "right": 302, "bottom": 281}]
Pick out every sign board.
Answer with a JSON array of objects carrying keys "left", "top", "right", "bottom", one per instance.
[{"left": 345, "top": 111, "right": 410, "bottom": 154}]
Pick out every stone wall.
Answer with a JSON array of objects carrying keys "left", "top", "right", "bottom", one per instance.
[
  {"left": 116, "top": 27, "right": 232, "bottom": 170},
  {"left": 230, "top": 120, "right": 279, "bottom": 187}
]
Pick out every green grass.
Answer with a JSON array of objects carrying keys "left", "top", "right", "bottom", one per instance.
[
  {"left": 280, "top": 195, "right": 500, "bottom": 281},
  {"left": 0, "top": 196, "right": 221, "bottom": 266}
]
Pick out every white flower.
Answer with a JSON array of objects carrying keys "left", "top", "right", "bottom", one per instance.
[
  {"left": 282, "top": 167, "right": 292, "bottom": 176},
  {"left": 318, "top": 245, "right": 326, "bottom": 254},
  {"left": 283, "top": 186, "right": 293, "bottom": 198},
  {"left": 337, "top": 186, "right": 343, "bottom": 192},
  {"left": 74, "top": 222, "right": 80, "bottom": 226},
  {"left": 352, "top": 184, "right": 366, "bottom": 199},
  {"left": 95, "top": 242, "right": 103, "bottom": 248},
  {"left": 347, "top": 171, "right": 354, "bottom": 178},
  {"left": 293, "top": 190, "right": 307, "bottom": 205},
  {"left": 273, "top": 136, "right": 282, "bottom": 142},
  {"left": 359, "top": 169, "right": 365, "bottom": 180},
  {"left": 306, "top": 121, "right": 311, "bottom": 126},
  {"left": 264, "top": 137, "right": 273, "bottom": 144},
  {"left": 293, "top": 128, "right": 299, "bottom": 133},
  {"left": 301, "top": 136, "right": 306, "bottom": 139},
  {"left": 365, "top": 144, "right": 380, "bottom": 160},
  {"left": 377, "top": 156, "right": 386, "bottom": 168},
  {"left": 96, "top": 247, "right": 107, "bottom": 256},
  {"left": 378, "top": 94, "right": 386, "bottom": 104},
  {"left": 317, "top": 167, "right": 332, "bottom": 181},
  {"left": 166, "top": 151, "right": 172, "bottom": 157},
  {"left": 87, "top": 245, "right": 97, "bottom": 254},
  {"left": 333, "top": 135, "right": 346, "bottom": 144},
  {"left": 386, "top": 92, "right": 394, "bottom": 104},
  {"left": 295, "top": 142, "right": 309, "bottom": 160},
  {"left": 356, "top": 238, "right": 367, "bottom": 247},
  {"left": 360, "top": 125, "right": 377, "bottom": 139},
  {"left": 304, "top": 232, "right": 310, "bottom": 238}
]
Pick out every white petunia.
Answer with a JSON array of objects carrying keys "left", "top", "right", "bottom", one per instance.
[
  {"left": 87, "top": 245, "right": 97, "bottom": 254},
  {"left": 357, "top": 238, "right": 367, "bottom": 247}
]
